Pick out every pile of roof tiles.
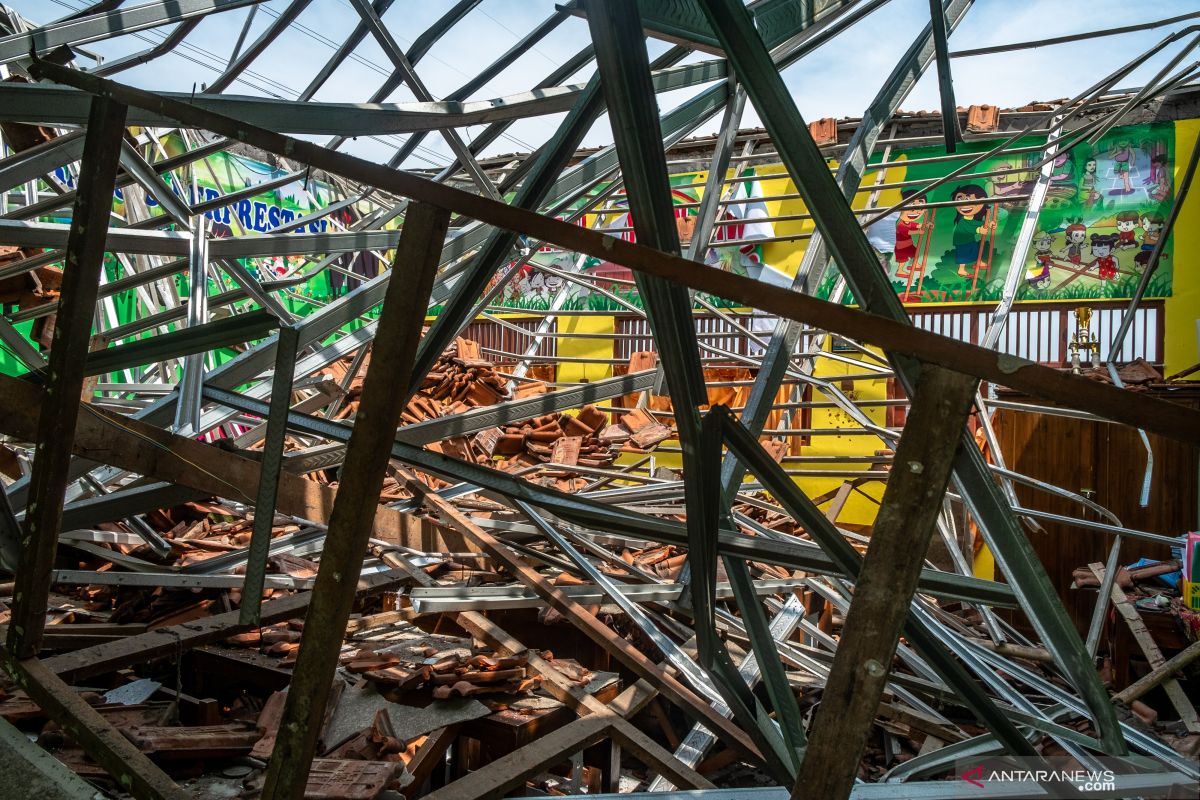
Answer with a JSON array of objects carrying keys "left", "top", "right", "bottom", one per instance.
[
  {"left": 341, "top": 647, "right": 591, "bottom": 700},
  {"left": 328, "top": 337, "right": 512, "bottom": 428},
  {"left": 317, "top": 335, "right": 680, "bottom": 495},
  {"left": 473, "top": 404, "right": 674, "bottom": 478}
]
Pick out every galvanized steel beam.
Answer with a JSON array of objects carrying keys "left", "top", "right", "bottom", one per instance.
[
  {"left": 0, "top": 219, "right": 192, "bottom": 255},
  {"left": 383, "top": 8, "right": 572, "bottom": 168},
  {"left": 0, "top": 130, "right": 85, "bottom": 195},
  {"left": 584, "top": 0, "right": 707, "bottom": 449},
  {"left": 116, "top": 140, "right": 194, "bottom": 230},
  {"left": 0, "top": 0, "right": 265, "bottom": 63},
  {"left": 204, "top": 0, "right": 313, "bottom": 95},
  {"left": 238, "top": 323, "right": 298, "bottom": 625},
  {"left": 346, "top": 0, "right": 499, "bottom": 200},
  {"left": 407, "top": 75, "right": 606, "bottom": 398},
  {"left": 172, "top": 216, "right": 210, "bottom": 434},
  {"left": 717, "top": 409, "right": 1035, "bottom": 758},
  {"left": 82, "top": 308, "right": 276, "bottom": 377},
  {"left": 691, "top": 408, "right": 805, "bottom": 782},
  {"left": 928, "top": 0, "right": 960, "bottom": 152}
]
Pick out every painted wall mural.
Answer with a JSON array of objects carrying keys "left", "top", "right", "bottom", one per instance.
[
  {"left": 50, "top": 134, "right": 337, "bottom": 240},
  {"left": 72, "top": 133, "right": 356, "bottom": 314},
  {"left": 849, "top": 120, "right": 1176, "bottom": 305},
  {"left": 485, "top": 169, "right": 779, "bottom": 311},
  {"left": 34, "top": 122, "right": 1181, "bottom": 317},
  {"left": 485, "top": 120, "right": 1176, "bottom": 311}
]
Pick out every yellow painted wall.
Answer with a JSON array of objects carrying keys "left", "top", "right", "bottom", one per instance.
[
  {"left": 1165, "top": 119, "right": 1200, "bottom": 377},
  {"left": 738, "top": 160, "right": 908, "bottom": 525},
  {"left": 793, "top": 345, "right": 891, "bottom": 526},
  {"left": 682, "top": 159, "right": 912, "bottom": 283},
  {"left": 742, "top": 163, "right": 815, "bottom": 280},
  {"left": 556, "top": 314, "right": 615, "bottom": 384}
]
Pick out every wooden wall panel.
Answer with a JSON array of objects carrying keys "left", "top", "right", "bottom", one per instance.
[{"left": 992, "top": 389, "right": 1198, "bottom": 637}]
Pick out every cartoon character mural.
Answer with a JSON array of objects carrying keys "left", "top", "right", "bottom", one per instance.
[
  {"left": 1114, "top": 211, "right": 1139, "bottom": 249},
  {"left": 1025, "top": 231, "right": 1055, "bottom": 290},
  {"left": 1014, "top": 125, "right": 1174, "bottom": 299},
  {"left": 1088, "top": 233, "right": 1120, "bottom": 281},
  {"left": 1060, "top": 222, "right": 1088, "bottom": 264},
  {"left": 1047, "top": 151, "right": 1077, "bottom": 202},
  {"left": 841, "top": 120, "right": 1178, "bottom": 306},
  {"left": 1148, "top": 152, "right": 1169, "bottom": 200},
  {"left": 1080, "top": 157, "right": 1100, "bottom": 208},
  {"left": 994, "top": 150, "right": 1075, "bottom": 209},
  {"left": 470, "top": 123, "right": 1176, "bottom": 312},
  {"left": 992, "top": 158, "right": 1033, "bottom": 201},
  {"left": 893, "top": 190, "right": 929, "bottom": 279},
  {"left": 1134, "top": 212, "right": 1166, "bottom": 270},
  {"left": 516, "top": 268, "right": 565, "bottom": 302},
  {"left": 878, "top": 178, "right": 1016, "bottom": 303},
  {"left": 1110, "top": 140, "right": 1136, "bottom": 195},
  {"left": 705, "top": 176, "right": 778, "bottom": 283},
  {"left": 488, "top": 257, "right": 572, "bottom": 309},
  {"left": 949, "top": 183, "right": 994, "bottom": 279}
]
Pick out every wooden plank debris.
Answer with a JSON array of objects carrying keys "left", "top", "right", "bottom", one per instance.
[
  {"left": 7, "top": 95, "right": 128, "bottom": 660},
  {"left": 1090, "top": 563, "right": 1200, "bottom": 733},
  {"left": 5, "top": 656, "right": 188, "bottom": 800},
  {"left": 261, "top": 203, "right": 449, "bottom": 800},
  {"left": 1112, "top": 640, "right": 1200, "bottom": 706}
]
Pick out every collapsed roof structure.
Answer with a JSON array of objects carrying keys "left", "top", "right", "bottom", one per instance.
[{"left": 0, "top": 2, "right": 1198, "bottom": 799}]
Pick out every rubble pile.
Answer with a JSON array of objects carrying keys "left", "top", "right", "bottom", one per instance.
[
  {"left": 338, "top": 647, "right": 591, "bottom": 699},
  {"left": 1, "top": 324, "right": 1197, "bottom": 800},
  {"left": 328, "top": 338, "right": 512, "bottom": 427},
  {"left": 472, "top": 403, "right": 673, "bottom": 478},
  {"left": 323, "top": 335, "right": 677, "bottom": 495}
]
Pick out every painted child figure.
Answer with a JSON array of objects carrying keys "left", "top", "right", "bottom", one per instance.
[
  {"left": 1148, "top": 153, "right": 1170, "bottom": 202},
  {"left": 1109, "top": 141, "right": 1135, "bottom": 195},
  {"left": 893, "top": 190, "right": 929, "bottom": 279},
  {"left": 1088, "top": 233, "right": 1120, "bottom": 281},
  {"left": 950, "top": 183, "right": 993, "bottom": 279},
  {"left": 1080, "top": 157, "right": 1100, "bottom": 207},
  {"left": 1059, "top": 223, "right": 1087, "bottom": 264},
  {"left": 1114, "top": 211, "right": 1138, "bottom": 249},
  {"left": 1134, "top": 212, "right": 1165, "bottom": 270},
  {"left": 1025, "top": 231, "right": 1054, "bottom": 290}
]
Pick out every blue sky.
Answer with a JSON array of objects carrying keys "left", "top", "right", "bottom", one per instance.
[{"left": 11, "top": 0, "right": 1199, "bottom": 168}]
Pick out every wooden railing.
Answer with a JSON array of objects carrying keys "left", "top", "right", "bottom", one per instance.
[{"left": 461, "top": 300, "right": 1165, "bottom": 370}]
